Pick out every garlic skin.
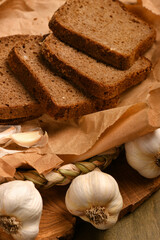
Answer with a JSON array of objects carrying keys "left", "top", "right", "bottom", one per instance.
[
  {"left": 0, "top": 126, "right": 21, "bottom": 145},
  {"left": 65, "top": 169, "right": 123, "bottom": 230},
  {"left": 0, "top": 125, "right": 48, "bottom": 149},
  {"left": 0, "top": 180, "right": 43, "bottom": 240},
  {"left": 125, "top": 129, "right": 160, "bottom": 178}
]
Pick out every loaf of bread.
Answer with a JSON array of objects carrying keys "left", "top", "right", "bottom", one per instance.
[
  {"left": 0, "top": 35, "right": 42, "bottom": 124},
  {"left": 49, "top": 0, "right": 156, "bottom": 70},
  {"left": 42, "top": 34, "right": 152, "bottom": 100},
  {"left": 8, "top": 35, "right": 118, "bottom": 120}
]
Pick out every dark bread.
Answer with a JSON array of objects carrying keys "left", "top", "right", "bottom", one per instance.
[
  {"left": 8, "top": 35, "right": 118, "bottom": 120},
  {"left": 42, "top": 34, "right": 152, "bottom": 100},
  {"left": 49, "top": 0, "right": 156, "bottom": 70},
  {"left": 0, "top": 35, "right": 42, "bottom": 123}
]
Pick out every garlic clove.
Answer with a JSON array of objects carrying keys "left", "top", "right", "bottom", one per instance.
[
  {"left": 0, "top": 126, "right": 48, "bottom": 149},
  {"left": 11, "top": 130, "right": 47, "bottom": 148},
  {"left": 32, "top": 131, "right": 48, "bottom": 148},
  {"left": 65, "top": 169, "right": 123, "bottom": 230}
]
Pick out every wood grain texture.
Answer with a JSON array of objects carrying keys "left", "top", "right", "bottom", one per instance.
[
  {"left": 106, "top": 154, "right": 160, "bottom": 218},
  {"left": 37, "top": 186, "right": 76, "bottom": 240}
]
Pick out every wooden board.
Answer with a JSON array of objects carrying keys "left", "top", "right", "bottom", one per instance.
[
  {"left": 37, "top": 186, "right": 76, "bottom": 240},
  {"left": 106, "top": 154, "right": 160, "bottom": 219},
  {"left": 0, "top": 153, "right": 160, "bottom": 239}
]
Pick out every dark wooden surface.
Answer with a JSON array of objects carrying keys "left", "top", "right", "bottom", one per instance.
[{"left": 74, "top": 188, "right": 160, "bottom": 240}]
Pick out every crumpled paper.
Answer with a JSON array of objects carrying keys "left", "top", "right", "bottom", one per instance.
[
  {"left": 0, "top": 121, "right": 63, "bottom": 180},
  {"left": 0, "top": 0, "right": 65, "bottom": 36},
  {"left": 121, "top": 0, "right": 160, "bottom": 15},
  {"left": 0, "top": 0, "right": 160, "bottom": 178},
  {"left": 141, "top": 0, "right": 160, "bottom": 15}
]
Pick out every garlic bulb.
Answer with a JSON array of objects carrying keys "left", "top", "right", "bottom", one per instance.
[
  {"left": 65, "top": 169, "right": 123, "bottom": 230},
  {"left": 0, "top": 180, "right": 43, "bottom": 240},
  {"left": 125, "top": 128, "right": 160, "bottom": 178}
]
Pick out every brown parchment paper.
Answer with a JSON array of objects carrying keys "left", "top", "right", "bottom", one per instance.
[{"left": 0, "top": 0, "right": 160, "bottom": 177}]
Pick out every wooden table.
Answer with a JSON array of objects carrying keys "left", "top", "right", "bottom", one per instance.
[{"left": 74, "top": 189, "right": 160, "bottom": 240}]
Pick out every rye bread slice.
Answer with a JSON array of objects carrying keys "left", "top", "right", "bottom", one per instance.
[
  {"left": 42, "top": 34, "right": 152, "bottom": 100},
  {"left": 49, "top": 0, "right": 156, "bottom": 70},
  {"left": 8, "top": 35, "right": 118, "bottom": 120},
  {"left": 0, "top": 35, "right": 42, "bottom": 123}
]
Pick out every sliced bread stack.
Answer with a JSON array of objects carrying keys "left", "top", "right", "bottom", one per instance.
[
  {"left": 49, "top": 0, "right": 156, "bottom": 70},
  {"left": 45, "top": 0, "right": 155, "bottom": 100},
  {"left": 8, "top": 35, "right": 118, "bottom": 120},
  {"left": 41, "top": 34, "right": 151, "bottom": 100},
  {"left": 5, "top": 0, "right": 156, "bottom": 122}
]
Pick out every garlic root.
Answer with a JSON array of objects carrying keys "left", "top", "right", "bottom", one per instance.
[{"left": 0, "top": 216, "right": 21, "bottom": 234}]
